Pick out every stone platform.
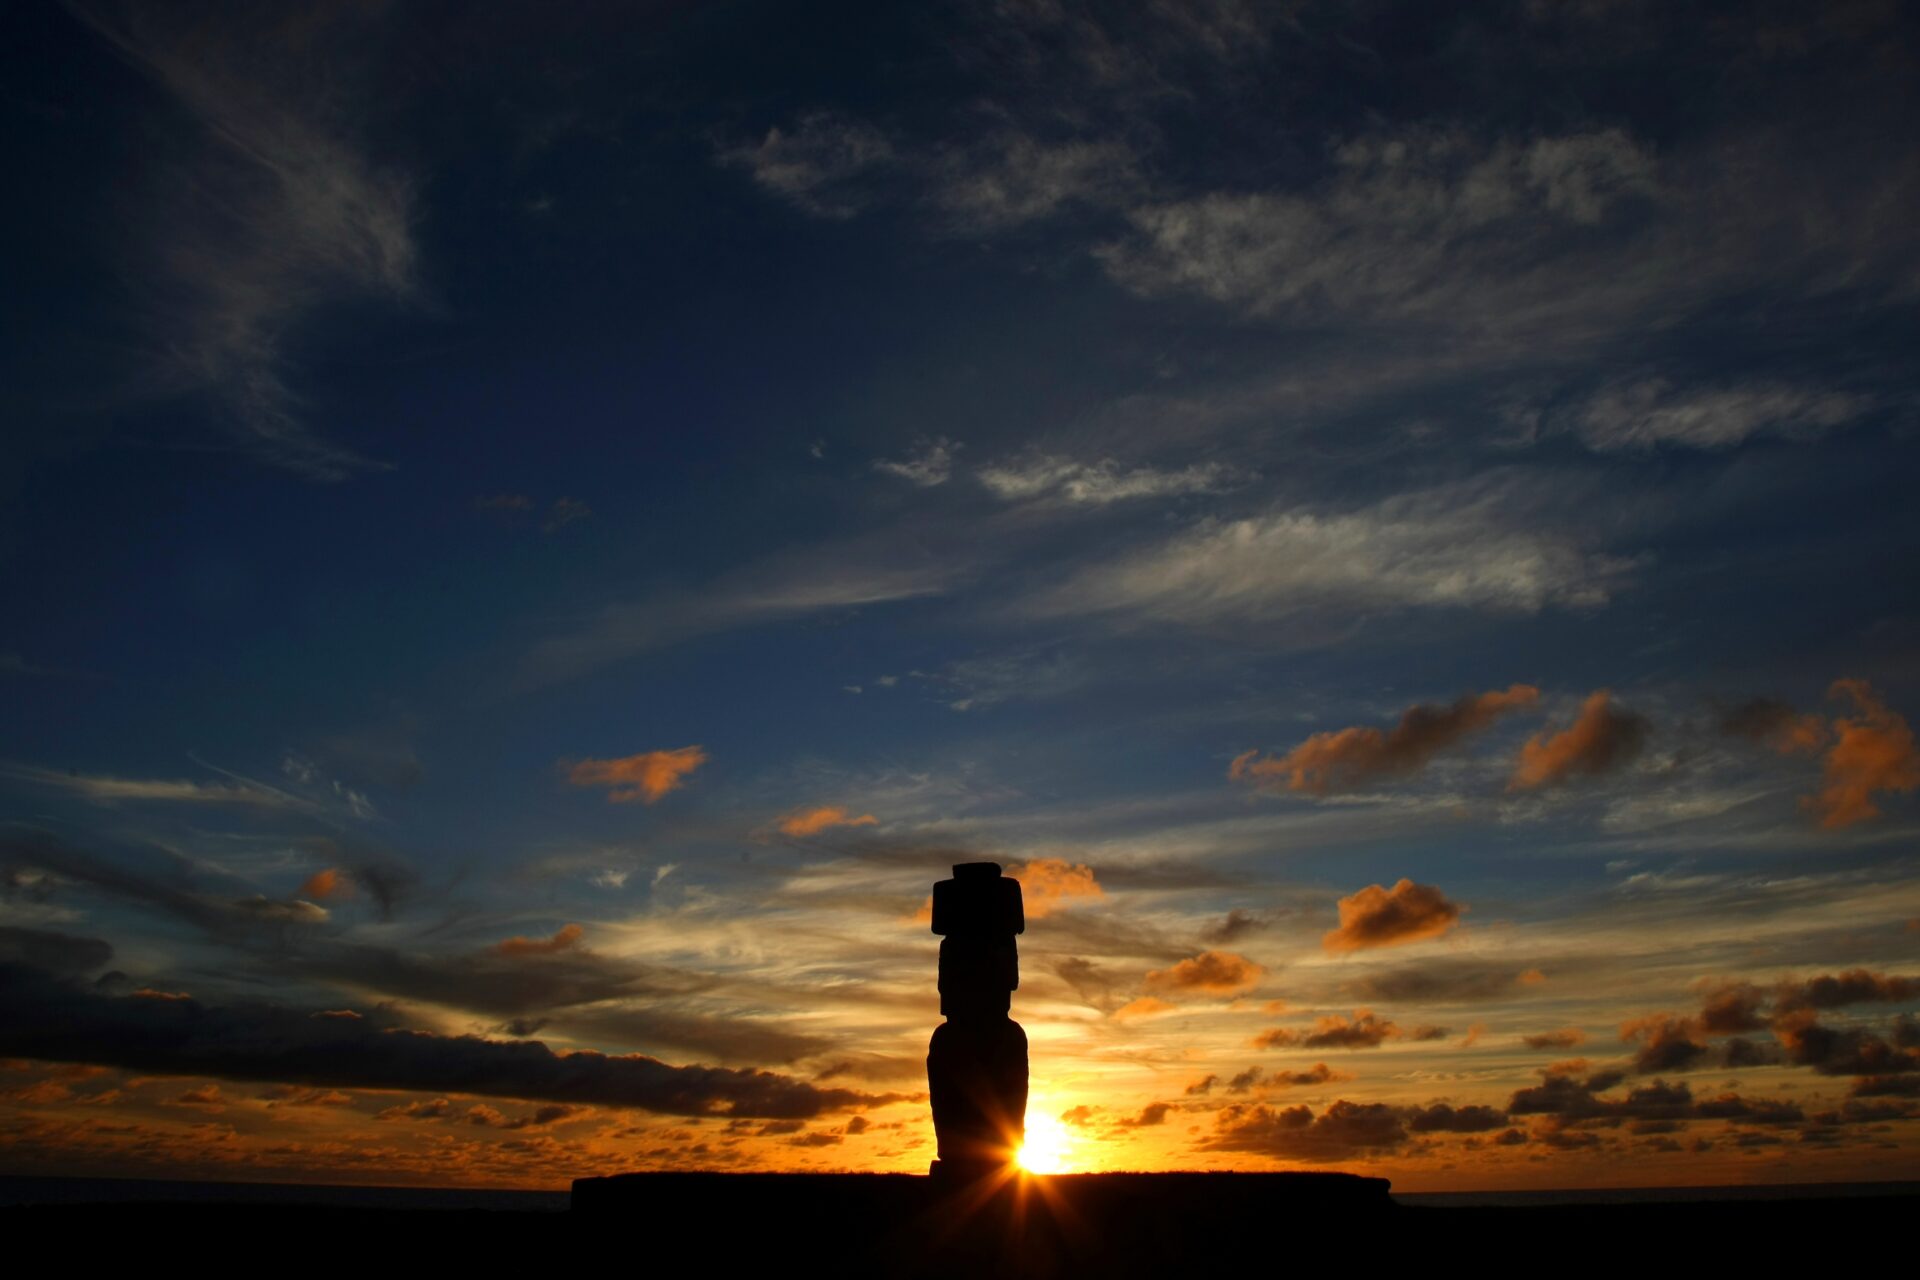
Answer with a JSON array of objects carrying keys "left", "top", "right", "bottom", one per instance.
[{"left": 571, "top": 1170, "right": 1393, "bottom": 1276}]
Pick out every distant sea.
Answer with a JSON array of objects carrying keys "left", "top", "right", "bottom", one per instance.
[
  {"left": 0, "top": 1174, "right": 569, "bottom": 1211},
  {"left": 2, "top": 1173, "right": 1915, "bottom": 1211},
  {"left": 1394, "top": 1181, "right": 1920, "bottom": 1208}
]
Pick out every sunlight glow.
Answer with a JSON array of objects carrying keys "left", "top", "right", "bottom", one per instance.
[{"left": 1016, "top": 1110, "right": 1076, "bottom": 1174}]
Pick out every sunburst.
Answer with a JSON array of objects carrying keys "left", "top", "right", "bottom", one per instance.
[{"left": 1015, "top": 1110, "right": 1075, "bottom": 1174}]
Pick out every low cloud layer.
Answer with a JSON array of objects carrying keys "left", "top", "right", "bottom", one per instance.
[
  {"left": 0, "top": 963, "right": 901, "bottom": 1119},
  {"left": 1612, "top": 970, "right": 1920, "bottom": 1080}
]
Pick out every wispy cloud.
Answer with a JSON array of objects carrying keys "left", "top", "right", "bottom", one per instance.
[
  {"left": 1096, "top": 127, "right": 1657, "bottom": 323},
  {"left": 717, "top": 111, "right": 894, "bottom": 219},
  {"left": 912, "top": 647, "right": 1088, "bottom": 713},
  {"left": 0, "top": 762, "right": 302, "bottom": 809},
  {"left": 873, "top": 437, "right": 960, "bottom": 487},
  {"left": 520, "top": 545, "right": 959, "bottom": 687},
  {"left": 1570, "top": 378, "right": 1871, "bottom": 452},
  {"left": 976, "top": 454, "right": 1237, "bottom": 505},
  {"left": 1026, "top": 482, "right": 1632, "bottom": 628},
  {"left": 931, "top": 132, "right": 1137, "bottom": 232},
  {"left": 72, "top": 2, "right": 418, "bottom": 479}
]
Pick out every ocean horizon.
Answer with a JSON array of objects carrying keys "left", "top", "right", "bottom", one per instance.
[{"left": 3, "top": 1172, "right": 1915, "bottom": 1212}]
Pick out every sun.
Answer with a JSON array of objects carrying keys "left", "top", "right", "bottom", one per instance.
[{"left": 1016, "top": 1110, "right": 1075, "bottom": 1174}]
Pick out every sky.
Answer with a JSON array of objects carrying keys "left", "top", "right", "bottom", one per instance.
[{"left": 3, "top": 0, "right": 1919, "bottom": 1192}]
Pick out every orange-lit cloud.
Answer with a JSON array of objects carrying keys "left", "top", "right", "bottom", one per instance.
[
  {"left": 1113, "top": 996, "right": 1178, "bottom": 1019},
  {"left": 1009, "top": 858, "right": 1104, "bottom": 918},
  {"left": 776, "top": 805, "right": 878, "bottom": 837},
  {"left": 1521, "top": 1028, "right": 1588, "bottom": 1051},
  {"left": 298, "top": 867, "right": 351, "bottom": 900},
  {"left": 1770, "top": 1006, "right": 1920, "bottom": 1076},
  {"left": 1805, "top": 679, "right": 1919, "bottom": 828},
  {"left": 1254, "top": 1009, "right": 1399, "bottom": 1050},
  {"left": 260, "top": 1085, "right": 354, "bottom": 1108},
  {"left": 1202, "top": 1098, "right": 1410, "bottom": 1162},
  {"left": 1617, "top": 1013, "right": 1712, "bottom": 1073},
  {"left": 1323, "top": 879, "right": 1462, "bottom": 953},
  {"left": 1142, "top": 950, "right": 1266, "bottom": 996},
  {"left": 1694, "top": 981, "right": 1769, "bottom": 1033},
  {"left": 901, "top": 864, "right": 1101, "bottom": 930},
  {"left": 1276, "top": 1062, "right": 1350, "bottom": 1087},
  {"left": 166, "top": 1084, "right": 225, "bottom": 1111},
  {"left": 494, "top": 923, "right": 584, "bottom": 957},
  {"left": 1121, "top": 1101, "right": 1176, "bottom": 1127},
  {"left": 1775, "top": 968, "right": 1918, "bottom": 1011},
  {"left": 1509, "top": 690, "right": 1647, "bottom": 790},
  {"left": 1203, "top": 909, "right": 1274, "bottom": 943},
  {"left": 1721, "top": 697, "right": 1830, "bottom": 755},
  {"left": 564, "top": 746, "right": 708, "bottom": 804},
  {"left": 1231, "top": 684, "right": 1539, "bottom": 794}
]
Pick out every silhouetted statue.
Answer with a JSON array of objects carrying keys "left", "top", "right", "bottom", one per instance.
[{"left": 927, "top": 861, "right": 1027, "bottom": 1178}]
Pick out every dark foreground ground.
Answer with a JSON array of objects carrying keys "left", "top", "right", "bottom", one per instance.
[{"left": 5, "top": 1173, "right": 1915, "bottom": 1275}]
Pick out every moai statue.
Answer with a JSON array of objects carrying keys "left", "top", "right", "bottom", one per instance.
[{"left": 927, "top": 861, "right": 1028, "bottom": 1178}]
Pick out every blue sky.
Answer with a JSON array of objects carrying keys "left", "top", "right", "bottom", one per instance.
[{"left": 3, "top": 1, "right": 1919, "bottom": 1188}]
